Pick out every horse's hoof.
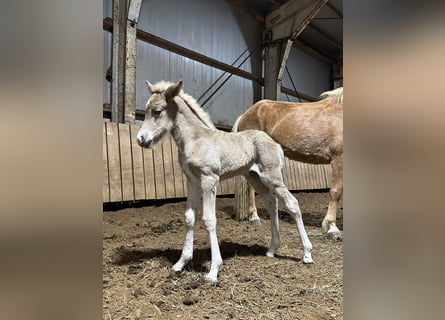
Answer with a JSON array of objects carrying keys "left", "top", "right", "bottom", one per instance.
[
  {"left": 327, "top": 230, "right": 343, "bottom": 241},
  {"left": 250, "top": 218, "right": 261, "bottom": 226}
]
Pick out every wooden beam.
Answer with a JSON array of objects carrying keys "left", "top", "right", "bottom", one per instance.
[
  {"left": 281, "top": 87, "right": 318, "bottom": 102},
  {"left": 103, "top": 18, "right": 263, "bottom": 85}
]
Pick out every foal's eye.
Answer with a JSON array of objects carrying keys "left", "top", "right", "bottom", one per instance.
[{"left": 152, "top": 108, "right": 162, "bottom": 116}]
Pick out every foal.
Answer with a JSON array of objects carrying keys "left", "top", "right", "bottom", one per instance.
[{"left": 136, "top": 80, "right": 313, "bottom": 283}]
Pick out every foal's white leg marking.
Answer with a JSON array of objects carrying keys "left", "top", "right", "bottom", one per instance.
[
  {"left": 261, "top": 192, "right": 280, "bottom": 257},
  {"left": 172, "top": 182, "right": 200, "bottom": 272},
  {"left": 201, "top": 175, "right": 223, "bottom": 283}
]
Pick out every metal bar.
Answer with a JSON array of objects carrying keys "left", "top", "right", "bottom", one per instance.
[
  {"left": 201, "top": 46, "right": 259, "bottom": 109},
  {"left": 197, "top": 47, "right": 249, "bottom": 103},
  {"left": 285, "top": 66, "right": 302, "bottom": 102}
]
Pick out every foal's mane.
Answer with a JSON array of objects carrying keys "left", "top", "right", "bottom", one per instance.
[
  {"left": 321, "top": 87, "right": 343, "bottom": 104},
  {"left": 151, "top": 81, "right": 216, "bottom": 130}
]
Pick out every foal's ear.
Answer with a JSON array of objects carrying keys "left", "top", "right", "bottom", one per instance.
[
  {"left": 165, "top": 80, "right": 183, "bottom": 101},
  {"left": 145, "top": 80, "right": 154, "bottom": 93}
]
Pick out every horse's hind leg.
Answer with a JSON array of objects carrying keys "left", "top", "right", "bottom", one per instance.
[
  {"left": 248, "top": 182, "right": 261, "bottom": 226},
  {"left": 322, "top": 154, "right": 343, "bottom": 240}
]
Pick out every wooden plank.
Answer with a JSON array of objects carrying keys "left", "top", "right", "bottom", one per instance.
[
  {"left": 299, "top": 162, "right": 309, "bottom": 190},
  {"left": 130, "top": 124, "right": 146, "bottom": 200},
  {"left": 119, "top": 124, "right": 134, "bottom": 201},
  {"left": 152, "top": 142, "right": 166, "bottom": 199},
  {"left": 103, "top": 122, "right": 110, "bottom": 202},
  {"left": 294, "top": 161, "right": 303, "bottom": 190},
  {"left": 289, "top": 160, "right": 297, "bottom": 190},
  {"left": 142, "top": 146, "right": 156, "bottom": 200},
  {"left": 314, "top": 165, "right": 323, "bottom": 189},
  {"left": 323, "top": 164, "right": 332, "bottom": 188},
  {"left": 307, "top": 164, "right": 318, "bottom": 189},
  {"left": 282, "top": 157, "right": 290, "bottom": 188},
  {"left": 226, "top": 177, "right": 235, "bottom": 194},
  {"left": 170, "top": 137, "right": 185, "bottom": 198},
  {"left": 106, "top": 122, "right": 122, "bottom": 202},
  {"left": 163, "top": 136, "right": 176, "bottom": 198},
  {"left": 287, "top": 158, "right": 297, "bottom": 190},
  {"left": 234, "top": 176, "right": 248, "bottom": 221}
]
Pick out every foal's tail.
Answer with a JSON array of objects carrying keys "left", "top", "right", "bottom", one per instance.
[
  {"left": 232, "top": 115, "right": 243, "bottom": 132},
  {"left": 321, "top": 87, "right": 343, "bottom": 104}
]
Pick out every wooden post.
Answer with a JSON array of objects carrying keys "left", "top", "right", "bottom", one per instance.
[
  {"left": 124, "top": 0, "right": 142, "bottom": 124},
  {"left": 111, "top": 0, "right": 127, "bottom": 123}
]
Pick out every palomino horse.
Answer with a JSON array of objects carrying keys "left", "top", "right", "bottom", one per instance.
[
  {"left": 233, "top": 88, "right": 343, "bottom": 239},
  {"left": 136, "top": 80, "right": 313, "bottom": 283}
]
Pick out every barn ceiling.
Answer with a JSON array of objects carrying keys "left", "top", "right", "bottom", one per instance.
[{"left": 231, "top": 0, "right": 343, "bottom": 63}]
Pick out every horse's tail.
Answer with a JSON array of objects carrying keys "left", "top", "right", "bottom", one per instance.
[
  {"left": 232, "top": 115, "right": 243, "bottom": 132},
  {"left": 321, "top": 87, "right": 343, "bottom": 104}
]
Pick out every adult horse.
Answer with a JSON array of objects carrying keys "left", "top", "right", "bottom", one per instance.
[
  {"left": 136, "top": 80, "right": 313, "bottom": 283},
  {"left": 233, "top": 88, "right": 343, "bottom": 239}
]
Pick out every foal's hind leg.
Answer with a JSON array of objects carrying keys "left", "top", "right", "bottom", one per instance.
[
  {"left": 201, "top": 174, "right": 223, "bottom": 283},
  {"left": 322, "top": 154, "right": 343, "bottom": 240},
  {"left": 260, "top": 169, "right": 313, "bottom": 264},
  {"left": 245, "top": 173, "right": 280, "bottom": 257}
]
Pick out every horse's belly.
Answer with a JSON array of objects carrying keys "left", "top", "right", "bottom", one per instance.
[{"left": 283, "top": 147, "right": 332, "bottom": 164}]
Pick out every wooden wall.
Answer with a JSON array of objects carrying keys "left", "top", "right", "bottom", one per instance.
[{"left": 103, "top": 122, "right": 331, "bottom": 203}]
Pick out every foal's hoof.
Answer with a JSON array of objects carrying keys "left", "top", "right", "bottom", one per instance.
[
  {"left": 249, "top": 218, "right": 261, "bottom": 226},
  {"left": 266, "top": 250, "right": 275, "bottom": 257},
  {"left": 204, "top": 274, "right": 218, "bottom": 284},
  {"left": 168, "top": 269, "right": 183, "bottom": 279},
  {"left": 327, "top": 230, "right": 343, "bottom": 241},
  {"left": 302, "top": 255, "right": 314, "bottom": 264}
]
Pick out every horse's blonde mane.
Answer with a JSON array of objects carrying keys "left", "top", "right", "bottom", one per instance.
[
  {"left": 151, "top": 81, "right": 216, "bottom": 130},
  {"left": 321, "top": 87, "right": 343, "bottom": 104}
]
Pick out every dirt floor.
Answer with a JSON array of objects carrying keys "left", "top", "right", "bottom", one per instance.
[{"left": 103, "top": 191, "right": 343, "bottom": 320}]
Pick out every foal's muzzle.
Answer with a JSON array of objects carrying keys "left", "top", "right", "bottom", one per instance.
[{"left": 136, "top": 135, "right": 151, "bottom": 148}]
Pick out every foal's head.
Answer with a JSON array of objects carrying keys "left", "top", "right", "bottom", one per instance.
[{"left": 136, "top": 80, "right": 183, "bottom": 148}]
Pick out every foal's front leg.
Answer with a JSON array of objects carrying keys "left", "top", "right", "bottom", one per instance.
[
  {"left": 172, "top": 181, "right": 200, "bottom": 272},
  {"left": 201, "top": 174, "right": 223, "bottom": 283}
]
